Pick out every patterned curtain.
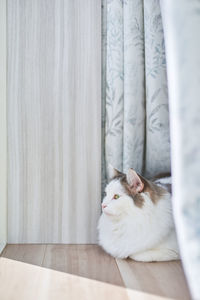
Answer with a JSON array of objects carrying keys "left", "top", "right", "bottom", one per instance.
[
  {"left": 102, "top": 0, "right": 171, "bottom": 188},
  {"left": 160, "top": 1, "right": 200, "bottom": 299}
]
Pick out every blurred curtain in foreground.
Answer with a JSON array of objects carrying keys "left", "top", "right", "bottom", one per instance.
[{"left": 160, "top": 1, "right": 200, "bottom": 299}]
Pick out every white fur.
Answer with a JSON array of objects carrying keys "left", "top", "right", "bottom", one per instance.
[
  {"left": 98, "top": 178, "right": 180, "bottom": 262},
  {"left": 154, "top": 176, "right": 172, "bottom": 185}
]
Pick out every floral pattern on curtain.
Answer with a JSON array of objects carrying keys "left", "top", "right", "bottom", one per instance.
[{"left": 102, "top": 0, "right": 171, "bottom": 187}]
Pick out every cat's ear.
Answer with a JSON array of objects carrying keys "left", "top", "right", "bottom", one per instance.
[
  {"left": 107, "top": 164, "right": 122, "bottom": 180},
  {"left": 126, "top": 169, "right": 144, "bottom": 193}
]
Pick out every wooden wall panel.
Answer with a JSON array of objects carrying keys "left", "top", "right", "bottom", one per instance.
[{"left": 7, "top": 0, "right": 101, "bottom": 243}]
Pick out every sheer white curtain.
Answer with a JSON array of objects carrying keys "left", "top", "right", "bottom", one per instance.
[{"left": 160, "top": 1, "right": 200, "bottom": 299}]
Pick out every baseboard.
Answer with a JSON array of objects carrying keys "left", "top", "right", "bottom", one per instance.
[{"left": 0, "top": 243, "right": 6, "bottom": 255}]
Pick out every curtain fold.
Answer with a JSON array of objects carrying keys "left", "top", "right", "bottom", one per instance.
[
  {"left": 160, "top": 1, "right": 200, "bottom": 299},
  {"left": 102, "top": 0, "right": 171, "bottom": 187},
  {"left": 123, "top": 0, "right": 145, "bottom": 174},
  {"left": 143, "top": 1, "right": 170, "bottom": 177}
]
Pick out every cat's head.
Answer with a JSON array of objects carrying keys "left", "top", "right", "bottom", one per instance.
[{"left": 101, "top": 165, "right": 165, "bottom": 217}]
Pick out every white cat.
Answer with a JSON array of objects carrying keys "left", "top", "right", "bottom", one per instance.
[{"left": 98, "top": 165, "right": 180, "bottom": 262}]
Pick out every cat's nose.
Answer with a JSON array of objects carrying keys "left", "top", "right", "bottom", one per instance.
[{"left": 102, "top": 203, "right": 107, "bottom": 209}]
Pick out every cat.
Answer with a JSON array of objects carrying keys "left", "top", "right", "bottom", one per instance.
[{"left": 98, "top": 165, "right": 180, "bottom": 262}]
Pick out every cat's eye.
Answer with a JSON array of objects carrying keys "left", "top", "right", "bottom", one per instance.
[{"left": 113, "top": 194, "right": 120, "bottom": 200}]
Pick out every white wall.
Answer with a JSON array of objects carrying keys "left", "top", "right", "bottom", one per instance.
[{"left": 0, "top": 0, "right": 7, "bottom": 253}]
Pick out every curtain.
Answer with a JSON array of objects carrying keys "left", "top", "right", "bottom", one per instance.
[
  {"left": 102, "top": 0, "right": 171, "bottom": 188},
  {"left": 160, "top": 1, "right": 200, "bottom": 299},
  {"left": 103, "top": 0, "right": 200, "bottom": 298}
]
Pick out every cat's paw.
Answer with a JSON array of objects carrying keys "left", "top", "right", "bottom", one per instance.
[
  {"left": 130, "top": 252, "right": 156, "bottom": 262},
  {"left": 130, "top": 249, "right": 180, "bottom": 262}
]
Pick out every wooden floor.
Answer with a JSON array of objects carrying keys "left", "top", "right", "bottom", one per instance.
[{"left": 0, "top": 245, "right": 191, "bottom": 300}]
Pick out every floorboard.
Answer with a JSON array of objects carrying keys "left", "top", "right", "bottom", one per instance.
[
  {"left": 116, "top": 258, "right": 191, "bottom": 300},
  {"left": 0, "top": 258, "right": 129, "bottom": 300},
  {"left": 0, "top": 244, "right": 191, "bottom": 300},
  {"left": 1, "top": 244, "right": 46, "bottom": 266},
  {"left": 43, "top": 244, "right": 124, "bottom": 286}
]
